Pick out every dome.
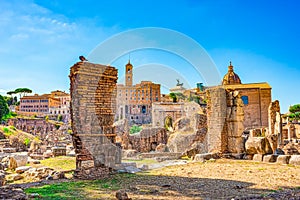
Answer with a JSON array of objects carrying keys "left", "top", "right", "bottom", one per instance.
[{"left": 222, "top": 62, "right": 241, "bottom": 85}]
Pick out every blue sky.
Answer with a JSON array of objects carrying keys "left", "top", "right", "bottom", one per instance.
[{"left": 0, "top": 0, "right": 299, "bottom": 112}]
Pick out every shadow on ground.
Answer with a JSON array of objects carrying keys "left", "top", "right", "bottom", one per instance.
[{"left": 18, "top": 172, "right": 300, "bottom": 200}]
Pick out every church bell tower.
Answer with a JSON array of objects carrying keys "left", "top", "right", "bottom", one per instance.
[{"left": 125, "top": 60, "right": 133, "bottom": 86}]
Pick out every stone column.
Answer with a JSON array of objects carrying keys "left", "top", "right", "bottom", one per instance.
[{"left": 206, "top": 87, "right": 228, "bottom": 153}]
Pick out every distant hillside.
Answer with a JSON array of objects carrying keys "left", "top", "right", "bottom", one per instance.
[{"left": 0, "top": 125, "right": 41, "bottom": 151}]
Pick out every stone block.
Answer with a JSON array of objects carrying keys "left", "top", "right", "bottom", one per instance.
[
  {"left": 276, "top": 155, "right": 291, "bottom": 164},
  {"left": 2, "top": 148, "right": 16, "bottom": 153},
  {"left": 244, "top": 154, "right": 254, "bottom": 160},
  {"left": 289, "top": 155, "right": 300, "bottom": 165},
  {"left": 52, "top": 146, "right": 67, "bottom": 157},
  {"left": 16, "top": 166, "right": 32, "bottom": 174},
  {"left": 263, "top": 154, "right": 278, "bottom": 163},
  {"left": 12, "top": 174, "right": 24, "bottom": 181},
  {"left": 245, "top": 137, "right": 272, "bottom": 155},
  {"left": 0, "top": 172, "right": 5, "bottom": 186},
  {"left": 252, "top": 154, "right": 264, "bottom": 162},
  {"left": 9, "top": 154, "right": 28, "bottom": 170},
  {"left": 193, "top": 153, "right": 219, "bottom": 162}
]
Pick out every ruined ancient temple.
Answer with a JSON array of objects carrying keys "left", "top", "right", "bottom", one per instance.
[{"left": 69, "top": 61, "right": 121, "bottom": 179}]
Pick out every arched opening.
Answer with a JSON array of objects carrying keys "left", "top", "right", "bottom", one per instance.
[
  {"left": 164, "top": 116, "right": 173, "bottom": 132},
  {"left": 151, "top": 142, "right": 158, "bottom": 151}
]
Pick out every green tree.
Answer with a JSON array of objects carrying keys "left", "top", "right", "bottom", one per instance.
[
  {"left": 14, "top": 88, "right": 32, "bottom": 99},
  {"left": 7, "top": 91, "right": 16, "bottom": 105},
  {"left": 289, "top": 104, "right": 300, "bottom": 113},
  {"left": 0, "top": 95, "right": 9, "bottom": 121},
  {"left": 288, "top": 104, "right": 300, "bottom": 121},
  {"left": 3, "top": 96, "right": 13, "bottom": 106},
  {"left": 169, "top": 93, "right": 177, "bottom": 103}
]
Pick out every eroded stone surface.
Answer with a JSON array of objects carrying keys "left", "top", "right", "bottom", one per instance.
[
  {"left": 276, "top": 155, "right": 291, "bottom": 164},
  {"left": 70, "top": 61, "right": 121, "bottom": 178}
]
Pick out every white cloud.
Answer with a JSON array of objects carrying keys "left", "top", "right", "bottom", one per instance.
[
  {"left": 0, "top": 89, "right": 8, "bottom": 96},
  {"left": 0, "top": 0, "right": 116, "bottom": 96}
]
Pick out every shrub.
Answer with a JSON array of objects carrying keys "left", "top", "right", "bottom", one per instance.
[
  {"left": 2, "top": 127, "right": 14, "bottom": 136},
  {"left": 24, "top": 138, "right": 31, "bottom": 147},
  {"left": 57, "top": 114, "right": 63, "bottom": 122},
  {"left": 3, "top": 127, "right": 10, "bottom": 133},
  {"left": 55, "top": 124, "right": 61, "bottom": 130},
  {"left": 130, "top": 125, "right": 142, "bottom": 134}
]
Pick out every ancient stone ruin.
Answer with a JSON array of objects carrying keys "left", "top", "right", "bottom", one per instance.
[
  {"left": 206, "top": 86, "right": 245, "bottom": 154},
  {"left": 69, "top": 61, "right": 121, "bottom": 179}
]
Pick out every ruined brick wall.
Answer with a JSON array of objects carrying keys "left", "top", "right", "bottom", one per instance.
[
  {"left": 152, "top": 102, "right": 184, "bottom": 127},
  {"left": 8, "top": 118, "right": 55, "bottom": 136},
  {"left": 70, "top": 61, "right": 121, "bottom": 179},
  {"left": 152, "top": 102, "right": 202, "bottom": 128},
  {"left": 129, "top": 127, "right": 168, "bottom": 152}
]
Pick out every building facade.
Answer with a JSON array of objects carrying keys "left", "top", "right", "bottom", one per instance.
[
  {"left": 49, "top": 90, "right": 70, "bottom": 117},
  {"left": 116, "top": 61, "right": 161, "bottom": 125},
  {"left": 19, "top": 94, "right": 60, "bottom": 115},
  {"left": 222, "top": 62, "right": 272, "bottom": 128},
  {"left": 19, "top": 90, "right": 70, "bottom": 119}
]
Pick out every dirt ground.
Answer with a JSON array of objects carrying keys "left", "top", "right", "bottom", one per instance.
[
  {"left": 120, "top": 159, "right": 300, "bottom": 200},
  {"left": 10, "top": 158, "right": 300, "bottom": 199}
]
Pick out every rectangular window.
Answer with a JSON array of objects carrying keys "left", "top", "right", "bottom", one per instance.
[{"left": 241, "top": 96, "right": 249, "bottom": 105}]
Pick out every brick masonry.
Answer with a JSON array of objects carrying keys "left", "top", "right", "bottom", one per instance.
[{"left": 69, "top": 61, "right": 121, "bottom": 179}]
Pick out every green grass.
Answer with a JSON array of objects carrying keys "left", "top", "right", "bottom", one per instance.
[
  {"left": 39, "top": 156, "right": 76, "bottom": 171},
  {"left": 24, "top": 174, "right": 135, "bottom": 199},
  {"left": 2, "top": 127, "right": 13, "bottom": 136}
]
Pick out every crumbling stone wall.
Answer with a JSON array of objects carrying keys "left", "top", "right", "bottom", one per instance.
[
  {"left": 129, "top": 128, "right": 167, "bottom": 152},
  {"left": 8, "top": 118, "right": 55, "bottom": 137},
  {"left": 206, "top": 86, "right": 245, "bottom": 154},
  {"left": 226, "top": 90, "right": 245, "bottom": 153},
  {"left": 152, "top": 101, "right": 203, "bottom": 128},
  {"left": 70, "top": 61, "right": 121, "bottom": 179}
]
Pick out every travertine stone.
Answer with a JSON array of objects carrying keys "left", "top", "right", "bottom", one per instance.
[
  {"left": 129, "top": 127, "right": 167, "bottom": 152},
  {"left": 276, "top": 155, "right": 291, "bottom": 164},
  {"left": 206, "top": 87, "right": 227, "bottom": 153},
  {"left": 263, "top": 154, "right": 278, "bottom": 163},
  {"left": 70, "top": 61, "right": 121, "bottom": 179},
  {"left": 253, "top": 154, "right": 264, "bottom": 162},
  {"left": 206, "top": 87, "right": 245, "bottom": 154},
  {"left": 289, "top": 155, "right": 300, "bottom": 165}
]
